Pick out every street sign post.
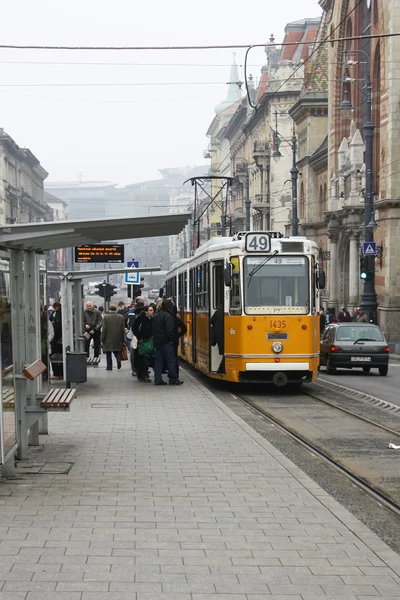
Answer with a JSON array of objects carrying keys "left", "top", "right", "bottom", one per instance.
[
  {"left": 363, "top": 241, "right": 377, "bottom": 256},
  {"left": 125, "top": 261, "right": 140, "bottom": 284}
]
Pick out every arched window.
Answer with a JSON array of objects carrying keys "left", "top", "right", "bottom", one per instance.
[
  {"left": 373, "top": 0, "right": 378, "bottom": 26},
  {"left": 319, "top": 185, "right": 324, "bottom": 218},
  {"left": 323, "top": 183, "right": 328, "bottom": 213},
  {"left": 299, "top": 182, "right": 305, "bottom": 220}
]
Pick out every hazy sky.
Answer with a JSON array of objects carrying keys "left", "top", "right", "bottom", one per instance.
[{"left": 1, "top": 0, "right": 321, "bottom": 185}]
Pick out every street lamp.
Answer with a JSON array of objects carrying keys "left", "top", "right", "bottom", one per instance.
[
  {"left": 233, "top": 157, "right": 251, "bottom": 231},
  {"left": 340, "top": 47, "right": 378, "bottom": 324},
  {"left": 270, "top": 111, "right": 299, "bottom": 236}
]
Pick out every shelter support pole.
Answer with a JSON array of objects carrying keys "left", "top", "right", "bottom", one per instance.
[
  {"left": 60, "top": 276, "right": 74, "bottom": 385},
  {"left": 10, "top": 250, "right": 29, "bottom": 460},
  {"left": 73, "top": 280, "right": 84, "bottom": 351},
  {"left": 25, "top": 251, "right": 41, "bottom": 446}
]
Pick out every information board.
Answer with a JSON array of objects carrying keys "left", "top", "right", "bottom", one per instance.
[{"left": 74, "top": 245, "right": 125, "bottom": 264}]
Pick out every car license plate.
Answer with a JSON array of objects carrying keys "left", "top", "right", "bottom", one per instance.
[{"left": 351, "top": 357, "right": 371, "bottom": 362}]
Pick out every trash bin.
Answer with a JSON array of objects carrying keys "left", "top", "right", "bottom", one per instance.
[{"left": 66, "top": 351, "right": 87, "bottom": 384}]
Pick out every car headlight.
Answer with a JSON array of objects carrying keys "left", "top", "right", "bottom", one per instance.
[{"left": 272, "top": 342, "right": 283, "bottom": 353}]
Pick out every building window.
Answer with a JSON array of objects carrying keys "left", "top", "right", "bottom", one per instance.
[{"left": 373, "top": 0, "right": 378, "bottom": 26}]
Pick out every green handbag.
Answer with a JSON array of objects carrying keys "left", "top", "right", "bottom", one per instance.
[{"left": 138, "top": 338, "right": 154, "bottom": 356}]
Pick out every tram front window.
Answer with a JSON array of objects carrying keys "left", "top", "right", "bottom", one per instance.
[{"left": 244, "top": 256, "right": 309, "bottom": 315}]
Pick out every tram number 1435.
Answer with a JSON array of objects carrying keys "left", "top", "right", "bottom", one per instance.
[
  {"left": 269, "top": 320, "right": 287, "bottom": 329},
  {"left": 245, "top": 233, "right": 271, "bottom": 252}
]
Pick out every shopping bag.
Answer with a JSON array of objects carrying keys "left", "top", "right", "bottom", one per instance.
[
  {"left": 121, "top": 343, "right": 128, "bottom": 361},
  {"left": 138, "top": 338, "right": 154, "bottom": 356}
]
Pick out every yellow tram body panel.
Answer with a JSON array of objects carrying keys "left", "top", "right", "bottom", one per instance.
[
  {"left": 181, "top": 311, "right": 320, "bottom": 383},
  {"left": 222, "top": 314, "right": 319, "bottom": 382}
]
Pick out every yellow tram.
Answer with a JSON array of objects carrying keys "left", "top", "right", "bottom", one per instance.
[{"left": 165, "top": 231, "right": 325, "bottom": 386}]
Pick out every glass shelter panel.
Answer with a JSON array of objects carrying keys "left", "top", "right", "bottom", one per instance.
[
  {"left": 244, "top": 256, "right": 310, "bottom": 315},
  {"left": 0, "top": 258, "right": 16, "bottom": 461}
]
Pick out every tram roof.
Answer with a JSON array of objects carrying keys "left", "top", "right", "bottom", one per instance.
[{"left": 0, "top": 212, "right": 191, "bottom": 252}]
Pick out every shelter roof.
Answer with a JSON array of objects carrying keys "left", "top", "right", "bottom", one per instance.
[{"left": 0, "top": 212, "right": 191, "bottom": 252}]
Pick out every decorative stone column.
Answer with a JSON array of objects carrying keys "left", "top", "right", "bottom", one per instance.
[
  {"left": 348, "top": 233, "right": 360, "bottom": 310},
  {"left": 329, "top": 233, "right": 339, "bottom": 309}
]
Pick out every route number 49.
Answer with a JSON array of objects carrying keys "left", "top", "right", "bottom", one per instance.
[{"left": 245, "top": 233, "right": 271, "bottom": 252}]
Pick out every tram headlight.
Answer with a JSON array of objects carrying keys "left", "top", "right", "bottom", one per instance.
[{"left": 272, "top": 342, "right": 283, "bottom": 354}]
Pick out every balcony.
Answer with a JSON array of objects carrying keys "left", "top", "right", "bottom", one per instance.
[
  {"left": 253, "top": 140, "right": 270, "bottom": 168},
  {"left": 234, "top": 162, "right": 248, "bottom": 177},
  {"left": 253, "top": 140, "right": 269, "bottom": 154}
]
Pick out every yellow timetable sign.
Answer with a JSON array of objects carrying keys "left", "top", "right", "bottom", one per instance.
[{"left": 74, "top": 245, "right": 125, "bottom": 263}]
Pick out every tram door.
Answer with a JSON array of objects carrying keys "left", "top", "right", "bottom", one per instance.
[
  {"left": 190, "top": 268, "right": 196, "bottom": 363},
  {"left": 210, "top": 261, "right": 225, "bottom": 373},
  {"left": 178, "top": 272, "right": 186, "bottom": 358}
]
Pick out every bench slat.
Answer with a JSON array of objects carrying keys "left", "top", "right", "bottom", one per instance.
[{"left": 40, "top": 388, "right": 76, "bottom": 409}]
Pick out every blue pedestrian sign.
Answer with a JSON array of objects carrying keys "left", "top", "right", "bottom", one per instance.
[
  {"left": 125, "top": 261, "right": 140, "bottom": 284},
  {"left": 363, "top": 242, "right": 377, "bottom": 256}
]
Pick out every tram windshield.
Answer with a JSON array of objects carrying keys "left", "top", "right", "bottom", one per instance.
[{"left": 244, "top": 256, "right": 309, "bottom": 315}]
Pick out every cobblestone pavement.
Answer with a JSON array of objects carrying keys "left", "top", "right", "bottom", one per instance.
[{"left": 1, "top": 363, "right": 400, "bottom": 599}]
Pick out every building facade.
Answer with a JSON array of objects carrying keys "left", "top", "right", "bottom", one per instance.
[
  {"left": 203, "top": 19, "right": 320, "bottom": 237},
  {"left": 0, "top": 129, "right": 49, "bottom": 226},
  {"left": 320, "top": 0, "right": 400, "bottom": 341}
]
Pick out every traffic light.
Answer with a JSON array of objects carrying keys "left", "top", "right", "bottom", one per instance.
[
  {"left": 95, "top": 282, "right": 106, "bottom": 298},
  {"left": 103, "top": 283, "right": 117, "bottom": 300},
  {"left": 360, "top": 256, "right": 368, "bottom": 280}
]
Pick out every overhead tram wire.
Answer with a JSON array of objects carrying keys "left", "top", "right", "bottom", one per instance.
[{"left": 0, "top": 32, "right": 398, "bottom": 51}]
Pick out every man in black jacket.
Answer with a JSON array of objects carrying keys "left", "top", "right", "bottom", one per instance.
[
  {"left": 50, "top": 301, "right": 63, "bottom": 380},
  {"left": 152, "top": 299, "right": 183, "bottom": 386}
]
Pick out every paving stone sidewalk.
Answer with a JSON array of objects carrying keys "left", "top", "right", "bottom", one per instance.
[{"left": 1, "top": 363, "right": 400, "bottom": 599}]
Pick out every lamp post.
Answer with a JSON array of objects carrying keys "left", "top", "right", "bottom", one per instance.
[
  {"left": 340, "top": 47, "right": 378, "bottom": 324},
  {"left": 232, "top": 157, "right": 251, "bottom": 231},
  {"left": 271, "top": 111, "right": 299, "bottom": 236}
]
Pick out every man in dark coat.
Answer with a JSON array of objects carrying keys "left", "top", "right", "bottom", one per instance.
[
  {"left": 101, "top": 304, "right": 125, "bottom": 371},
  {"left": 83, "top": 301, "right": 102, "bottom": 358},
  {"left": 152, "top": 299, "right": 182, "bottom": 386},
  {"left": 49, "top": 301, "right": 63, "bottom": 380}
]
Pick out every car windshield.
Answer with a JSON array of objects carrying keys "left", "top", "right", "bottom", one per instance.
[
  {"left": 244, "top": 256, "right": 309, "bottom": 315},
  {"left": 336, "top": 326, "right": 385, "bottom": 342}
]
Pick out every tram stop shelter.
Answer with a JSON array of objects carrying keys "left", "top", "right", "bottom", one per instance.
[{"left": 0, "top": 212, "right": 190, "bottom": 473}]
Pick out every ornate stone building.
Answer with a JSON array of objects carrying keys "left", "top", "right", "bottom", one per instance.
[
  {"left": 321, "top": 0, "right": 400, "bottom": 342},
  {"left": 204, "top": 19, "right": 321, "bottom": 237},
  {"left": 0, "top": 129, "right": 49, "bottom": 225}
]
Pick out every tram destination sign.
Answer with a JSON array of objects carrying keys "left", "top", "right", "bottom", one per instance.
[
  {"left": 245, "top": 232, "right": 271, "bottom": 252},
  {"left": 74, "top": 244, "right": 125, "bottom": 264}
]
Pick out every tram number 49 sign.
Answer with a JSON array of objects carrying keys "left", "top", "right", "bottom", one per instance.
[{"left": 245, "top": 232, "right": 271, "bottom": 252}]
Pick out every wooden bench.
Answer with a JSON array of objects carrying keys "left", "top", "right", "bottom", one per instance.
[
  {"left": 50, "top": 353, "right": 63, "bottom": 363},
  {"left": 86, "top": 357, "right": 100, "bottom": 367},
  {"left": 40, "top": 388, "right": 76, "bottom": 410},
  {"left": 24, "top": 360, "right": 76, "bottom": 411}
]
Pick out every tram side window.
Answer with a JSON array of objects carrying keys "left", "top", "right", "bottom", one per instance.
[
  {"left": 229, "top": 257, "right": 241, "bottom": 315},
  {"left": 196, "top": 263, "right": 208, "bottom": 310},
  {"left": 189, "top": 269, "right": 194, "bottom": 310}
]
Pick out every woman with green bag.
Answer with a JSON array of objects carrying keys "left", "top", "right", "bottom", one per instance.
[{"left": 132, "top": 305, "right": 154, "bottom": 383}]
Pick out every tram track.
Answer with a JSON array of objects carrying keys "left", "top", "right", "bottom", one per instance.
[{"left": 233, "top": 388, "right": 400, "bottom": 517}]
